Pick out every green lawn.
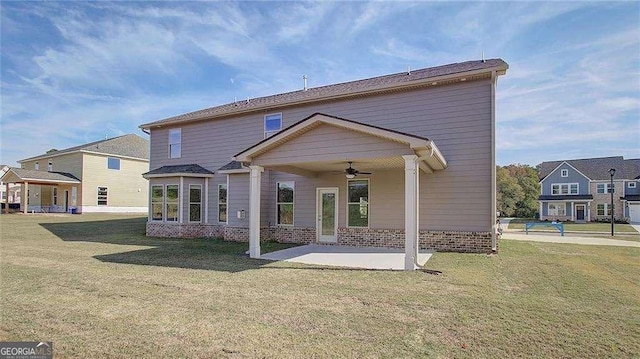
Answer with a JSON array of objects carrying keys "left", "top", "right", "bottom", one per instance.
[
  {"left": 508, "top": 218, "right": 638, "bottom": 233},
  {"left": 1, "top": 214, "right": 639, "bottom": 358}
]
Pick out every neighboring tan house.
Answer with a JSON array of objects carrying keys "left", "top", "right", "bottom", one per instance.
[
  {"left": 538, "top": 156, "right": 640, "bottom": 223},
  {"left": 0, "top": 165, "right": 21, "bottom": 208},
  {"left": 140, "top": 59, "right": 509, "bottom": 270},
  {"left": 1, "top": 134, "right": 149, "bottom": 214}
]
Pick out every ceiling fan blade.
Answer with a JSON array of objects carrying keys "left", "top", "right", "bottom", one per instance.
[{"left": 358, "top": 171, "right": 372, "bottom": 175}]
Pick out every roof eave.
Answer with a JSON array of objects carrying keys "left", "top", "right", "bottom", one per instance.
[
  {"left": 140, "top": 63, "right": 508, "bottom": 130},
  {"left": 142, "top": 173, "right": 215, "bottom": 179}
]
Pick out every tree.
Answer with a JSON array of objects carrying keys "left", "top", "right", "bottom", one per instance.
[
  {"left": 497, "top": 164, "right": 540, "bottom": 218},
  {"left": 46, "top": 148, "right": 58, "bottom": 154}
]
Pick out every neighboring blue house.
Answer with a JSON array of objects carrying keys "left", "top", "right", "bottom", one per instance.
[{"left": 538, "top": 156, "right": 640, "bottom": 223}]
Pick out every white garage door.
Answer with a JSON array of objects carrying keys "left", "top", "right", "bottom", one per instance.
[{"left": 630, "top": 203, "right": 640, "bottom": 223}]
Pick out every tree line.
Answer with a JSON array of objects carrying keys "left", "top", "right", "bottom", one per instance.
[{"left": 497, "top": 164, "right": 540, "bottom": 218}]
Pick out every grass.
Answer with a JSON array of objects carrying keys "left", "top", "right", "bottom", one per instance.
[
  {"left": 1, "top": 213, "right": 639, "bottom": 358},
  {"left": 507, "top": 218, "right": 638, "bottom": 234}
]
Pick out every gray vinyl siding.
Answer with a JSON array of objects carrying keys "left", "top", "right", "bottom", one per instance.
[
  {"left": 149, "top": 79, "right": 494, "bottom": 232},
  {"left": 626, "top": 180, "right": 640, "bottom": 195},
  {"left": 540, "top": 163, "right": 590, "bottom": 195},
  {"left": 228, "top": 173, "right": 248, "bottom": 227}
]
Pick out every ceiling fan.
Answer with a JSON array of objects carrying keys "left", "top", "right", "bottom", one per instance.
[{"left": 344, "top": 161, "right": 371, "bottom": 179}]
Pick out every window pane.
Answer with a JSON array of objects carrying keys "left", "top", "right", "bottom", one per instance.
[
  {"left": 169, "top": 144, "right": 181, "bottom": 158},
  {"left": 190, "top": 187, "right": 201, "bottom": 203},
  {"left": 218, "top": 204, "right": 227, "bottom": 223},
  {"left": 265, "top": 114, "right": 282, "bottom": 132},
  {"left": 278, "top": 182, "right": 294, "bottom": 203},
  {"left": 570, "top": 184, "right": 578, "bottom": 194},
  {"left": 108, "top": 157, "right": 120, "bottom": 170},
  {"left": 321, "top": 192, "right": 335, "bottom": 235},
  {"left": 348, "top": 180, "right": 369, "bottom": 203},
  {"left": 152, "top": 203, "right": 163, "bottom": 220},
  {"left": 219, "top": 185, "right": 227, "bottom": 203},
  {"left": 166, "top": 185, "right": 178, "bottom": 200},
  {"left": 169, "top": 129, "right": 181, "bottom": 143},
  {"left": 189, "top": 204, "right": 201, "bottom": 222},
  {"left": 152, "top": 186, "right": 164, "bottom": 201},
  {"left": 278, "top": 203, "right": 293, "bottom": 225},
  {"left": 348, "top": 203, "right": 368, "bottom": 227},
  {"left": 166, "top": 204, "right": 178, "bottom": 221}
]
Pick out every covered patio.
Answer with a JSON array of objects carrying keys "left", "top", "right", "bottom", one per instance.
[
  {"left": 233, "top": 113, "right": 448, "bottom": 270},
  {"left": 0, "top": 168, "right": 81, "bottom": 214}
]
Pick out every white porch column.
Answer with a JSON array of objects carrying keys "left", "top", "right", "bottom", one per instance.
[
  {"left": 249, "top": 165, "right": 264, "bottom": 259},
  {"left": 4, "top": 183, "right": 9, "bottom": 214},
  {"left": 204, "top": 177, "right": 209, "bottom": 224},
  {"left": 403, "top": 155, "right": 418, "bottom": 271},
  {"left": 23, "top": 182, "right": 28, "bottom": 214}
]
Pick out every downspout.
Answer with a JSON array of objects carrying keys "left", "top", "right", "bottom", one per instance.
[{"left": 490, "top": 71, "right": 498, "bottom": 252}]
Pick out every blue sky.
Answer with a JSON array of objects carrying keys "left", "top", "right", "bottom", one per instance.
[{"left": 1, "top": 1, "right": 639, "bottom": 167}]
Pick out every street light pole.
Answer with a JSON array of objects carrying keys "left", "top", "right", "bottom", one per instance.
[{"left": 609, "top": 168, "right": 616, "bottom": 237}]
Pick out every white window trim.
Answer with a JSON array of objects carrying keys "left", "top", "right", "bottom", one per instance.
[
  {"left": 35, "top": 162, "right": 39, "bottom": 170},
  {"left": 97, "top": 186, "right": 108, "bottom": 206},
  {"left": 596, "top": 182, "right": 614, "bottom": 194},
  {"left": 597, "top": 203, "right": 614, "bottom": 216},
  {"left": 561, "top": 169, "right": 568, "bottom": 177},
  {"left": 551, "top": 183, "right": 579, "bottom": 195},
  {"left": 48, "top": 161, "right": 53, "bottom": 171},
  {"left": 52, "top": 187, "right": 58, "bottom": 205},
  {"left": 276, "top": 181, "right": 295, "bottom": 226},
  {"left": 218, "top": 183, "right": 228, "bottom": 224},
  {"left": 150, "top": 185, "right": 164, "bottom": 222},
  {"left": 188, "top": 184, "right": 202, "bottom": 223},
  {"left": 629, "top": 182, "right": 636, "bottom": 189},
  {"left": 264, "top": 113, "right": 283, "bottom": 139},
  {"left": 107, "top": 157, "right": 121, "bottom": 170},
  {"left": 548, "top": 202, "right": 566, "bottom": 216},
  {"left": 347, "top": 178, "right": 370, "bottom": 228},
  {"left": 165, "top": 184, "right": 180, "bottom": 222},
  {"left": 168, "top": 128, "right": 182, "bottom": 159}
]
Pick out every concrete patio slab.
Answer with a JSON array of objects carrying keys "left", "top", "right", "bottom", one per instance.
[{"left": 261, "top": 244, "right": 433, "bottom": 270}]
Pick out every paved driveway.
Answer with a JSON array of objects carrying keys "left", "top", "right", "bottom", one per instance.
[
  {"left": 503, "top": 233, "right": 640, "bottom": 247},
  {"left": 261, "top": 244, "right": 433, "bottom": 270}
]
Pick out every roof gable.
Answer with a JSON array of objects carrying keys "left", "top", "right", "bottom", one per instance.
[
  {"left": 20, "top": 134, "right": 149, "bottom": 163},
  {"left": 539, "top": 156, "right": 626, "bottom": 181},
  {"left": 540, "top": 161, "right": 591, "bottom": 183}
]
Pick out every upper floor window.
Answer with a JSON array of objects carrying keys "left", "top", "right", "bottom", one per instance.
[
  {"left": 348, "top": 179, "right": 369, "bottom": 227},
  {"left": 264, "top": 113, "right": 282, "bottom": 138},
  {"left": 107, "top": 157, "right": 121, "bottom": 170},
  {"left": 596, "top": 183, "right": 614, "bottom": 194},
  {"left": 48, "top": 161, "right": 53, "bottom": 171},
  {"left": 35, "top": 162, "right": 39, "bottom": 170},
  {"left": 276, "top": 181, "right": 294, "bottom": 225},
  {"left": 169, "top": 129, "right": 181, "bottom": 158},
  {"left": 561, "top": 169, "right": 568, "bottom": 177},
  {"left": 551, "top": 183, "right": 578, "bottom": 195},
  {"left": 629, "top": 182, "right": 637, "bottom": 189}
]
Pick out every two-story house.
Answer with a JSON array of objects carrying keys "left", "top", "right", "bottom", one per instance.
[
  {"left": 1, "top": 134, "right": 150, "bottom": 214},
  {"left": 538, "top": 156, "right": 640, "bottom": 223},
  {"left": 140, "top": 59, "right": 509, "bottom": 269},
  {"left": 0, "top": 165, "right": 21, "bottom": 210}
]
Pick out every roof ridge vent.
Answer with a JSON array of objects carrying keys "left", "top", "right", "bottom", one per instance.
[
  {"left": 303, "top": 74, "right": 308, "bottom": 91},
  {"left": 407, "top": 66, "right": 411, "bottom": 75}
]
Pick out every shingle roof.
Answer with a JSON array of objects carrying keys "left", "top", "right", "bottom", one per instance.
[
  {"left": 20, "top": 134, "right": 149, "bottom": 162},
  {"left": 218, "top": 161, "right": 246, "bottom": 171},
  {"left": 143, "top": 164, "right": 214, "bottom": 177},
  {"left": 538, "top": 156, "right": 635, "bottom": 181},
  {"left": 622, "top": 195, "right": 640, "bottom": 201},
  {"left": 141, "top": 59, "right": 508, "bottom": 129},
  {"left": 3, "top": 168, "right": 81, "bottom": 183}
]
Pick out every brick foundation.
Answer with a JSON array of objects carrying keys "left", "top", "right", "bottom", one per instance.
[{"left": 146, "top": 222, "right": 494, "bottom": 253}]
